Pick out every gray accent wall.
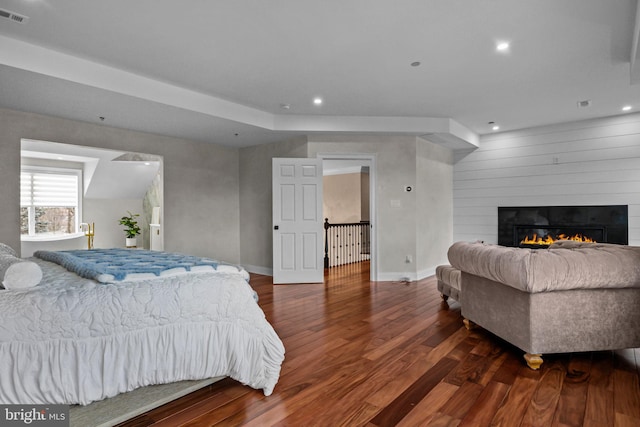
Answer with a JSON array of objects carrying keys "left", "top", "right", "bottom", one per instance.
[
  {"left": 308, "top": 135, "right": 416, "bottom": 278},
  {"left": 323, "top": 173, "right": 364, "bottom": 223},
  {"left": 307, "top": 135, "right": 454, "bottom": 280},
  {"left": 238, "top": 137, "right": 308, "bottom": 274},
  {"left": 417, "top": 139, "right": 454, "bottom": 277},
  {"left": 1, "top": 108, "right": 455, "bottom": 280},
  {"left": 0, "top": 108, "right": 240, "bottom": 263}
]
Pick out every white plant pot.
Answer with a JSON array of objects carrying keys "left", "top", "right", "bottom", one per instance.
[{"left": 125, "top": 237, "right": 137, "bottom": 248}]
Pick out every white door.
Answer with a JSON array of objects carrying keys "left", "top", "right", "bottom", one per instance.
[{"left": 272, "top": 158, "right": 324, "bottom": 284}]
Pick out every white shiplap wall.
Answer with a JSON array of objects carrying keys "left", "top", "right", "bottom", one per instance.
[{"left": 453, "top": 113, "right": 640, "bottom": 245}]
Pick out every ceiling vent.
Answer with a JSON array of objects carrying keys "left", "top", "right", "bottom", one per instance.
[
  {"left": 0, "top": 8, "right": 29, "bottom": 24},
  {"left": 577, "top": 99, "right": 592, "bottom": 108}
]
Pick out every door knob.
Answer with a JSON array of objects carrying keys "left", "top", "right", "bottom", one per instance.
[{"left": 274, "top": 225, "right": 279, "bottom": 230}]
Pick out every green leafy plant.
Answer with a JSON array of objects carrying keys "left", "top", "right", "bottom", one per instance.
[{"left": 119, "top": 211, "right": 141, "bottom": 238}]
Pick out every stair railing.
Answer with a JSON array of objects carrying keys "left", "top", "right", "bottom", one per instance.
[{"left": 324, "top": 218, "right": 371, "bottom": 268}]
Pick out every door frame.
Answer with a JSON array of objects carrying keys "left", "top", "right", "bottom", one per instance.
[{"left": 318, "top": 153, "right": 378, "bottom": 281}]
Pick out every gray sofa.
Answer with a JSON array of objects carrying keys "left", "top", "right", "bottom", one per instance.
[
  {"left": 447, "top": 240, "right": 640, "bottom": 369},
  {"left": 436, "top": 264, "right": 461, "bottom": 302}
]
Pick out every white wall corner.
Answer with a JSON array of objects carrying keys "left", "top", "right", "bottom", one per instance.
[
  {"left": 243, "top": 264, "right": 273, "bottom": 277},
  {"left": 419, "top": 119, "right": 479, "bottom": 151},
  {"left": 418, "top": 266, "right": 437, "bottom": 281}
]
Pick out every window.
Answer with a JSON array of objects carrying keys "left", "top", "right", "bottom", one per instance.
[{"left": 20, "top": 167, "right": 82, "bottom": 238}]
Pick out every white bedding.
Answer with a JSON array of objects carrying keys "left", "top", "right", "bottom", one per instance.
[{"left": 0, "top": 258, "right": 285, "bottom": 405}]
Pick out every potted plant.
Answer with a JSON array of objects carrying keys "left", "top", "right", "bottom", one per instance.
[{"left": 119, "top": 211, "right": 141, "bottom": 248}]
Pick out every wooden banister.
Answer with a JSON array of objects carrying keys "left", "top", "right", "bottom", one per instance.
[{"left": 324, "top": 218, "right": 371, "bottom": 268}]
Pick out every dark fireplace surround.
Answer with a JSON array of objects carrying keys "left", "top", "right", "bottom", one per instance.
[{"left": 498, "top": 205, "right": 628, "bottom": 247}]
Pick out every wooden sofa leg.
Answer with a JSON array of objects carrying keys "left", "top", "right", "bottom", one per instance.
[
  {"left": 463, "top": 318, "right": 476, "bottom": 330},
  {"left": 524, "top": 353, "right": 543, "bottom": 370},
  {"left": 440, "top": 293, "right": 449, "bottom": 301}
]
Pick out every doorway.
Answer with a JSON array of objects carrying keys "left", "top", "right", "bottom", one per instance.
[
  {"left": 320, "top": 154, "right": 377, "bottom": 281},
  {"left": 20, "top": 139, "right": 163, "bottom": 256}
]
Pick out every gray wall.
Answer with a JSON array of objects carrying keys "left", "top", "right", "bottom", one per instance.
[
  {"left": 453, "top": 113, "right": 640, "bottom": 245},
  {"left": 323, "top": 173, "right": 363, "bottom": 223},
  {"left": 0, "top": 108, "right": 240, "bottom": 262},
  {"left": 2, "top": 108, "right": 456, "bottom": 279},
  {"left": 307, "top": 134, "right": 453, "bottom": 280},
  {"left": 238, "top": 137, "right": 308, "bottom": 274},
  {"left": 416, "top": 139, "right": 454, "bottom": 276},
  {"left": 361, "top": 170, "right": 370, "bottom": 221}
]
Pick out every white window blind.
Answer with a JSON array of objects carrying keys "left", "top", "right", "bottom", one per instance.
[
  {"left": 20, "top": 167, "right": 82, "bottom": 238},
  {"left": 21, "top": 172, "right": 78, "bottom": 207}
]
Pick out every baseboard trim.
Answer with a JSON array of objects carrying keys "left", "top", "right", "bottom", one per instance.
[
  {"left": 376, "top": 267, "right": 436, "bottom": 283},
  {"left": 241, "top": 265, "right": 437, "bottom": 282},
  {"left": 418, "top": 266, "right": 437, "bottom": 280},
  {"left": 243, "top": 264, "right": 273, "bottom": 276}
]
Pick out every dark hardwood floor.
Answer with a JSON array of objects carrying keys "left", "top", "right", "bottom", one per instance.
[{"left": 118, "top": 262, "right": 640, "bottom": 426}]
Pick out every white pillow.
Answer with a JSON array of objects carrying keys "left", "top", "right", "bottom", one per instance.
[{"left": 0, "top": 253, "right": 42, "bottom": 290}]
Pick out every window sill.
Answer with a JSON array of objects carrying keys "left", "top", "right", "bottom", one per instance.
[{"left": 21, "top": 232, "right": 86, "bottom": 242}]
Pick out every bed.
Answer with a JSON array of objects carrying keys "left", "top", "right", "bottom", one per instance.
[{"left": 0, "top": 244, "right": 285, "bottom": 406}]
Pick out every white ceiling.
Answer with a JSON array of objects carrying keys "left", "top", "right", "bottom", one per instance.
[{"left": 1, "top": 0, "right": 639, "bottom": 148}]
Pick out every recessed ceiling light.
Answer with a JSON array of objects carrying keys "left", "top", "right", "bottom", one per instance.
[
  {"left": 492, "top": 125, "right": 500, "bottom": 131},
  {"left": 280, "top": 103, "right": 291, "bottom": 110},
  {"left": 313, "top": 97, "right": 323, "bottom": 106},
  {"left": 411, "top": 61, "right": 421, "bottom": 67},
  {"left": 496, "top": 42, "right": 510, "bottom": 51},
  {"left": 622, "top": 105, "right": 632, "bottom": 111}
]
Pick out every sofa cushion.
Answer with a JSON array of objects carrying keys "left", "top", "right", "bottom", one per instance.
[
  {"left": 436, "top": 264, "right": 461, "bottom": 301},
  {"left": 436, "top": 265, "right": 461, "bottom": 290},
  {"left": 448, "top": 241, "right": 640, "bottom": 293}
]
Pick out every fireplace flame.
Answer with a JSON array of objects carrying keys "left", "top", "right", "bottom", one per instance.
[{"left": 521, "top": 233, "right": 595, "bottom": 246}]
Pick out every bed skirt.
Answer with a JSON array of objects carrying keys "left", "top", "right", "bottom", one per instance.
[{"left": 0, "top": 321, "right": 283, "bottom": 405}]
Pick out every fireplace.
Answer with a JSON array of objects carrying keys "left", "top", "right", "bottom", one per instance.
[{"left": 498, "top": 205, "right": 628, "bottom": 247}]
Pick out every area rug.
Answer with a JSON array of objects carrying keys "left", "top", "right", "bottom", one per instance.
[{"left": 69, "top": 377, "right": 223, "bottom": 427}]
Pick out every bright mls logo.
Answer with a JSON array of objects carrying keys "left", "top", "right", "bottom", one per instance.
[{"left": 0, "top": 405, "right": 68, "bottom": 426}]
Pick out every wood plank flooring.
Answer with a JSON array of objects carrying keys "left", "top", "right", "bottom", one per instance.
[{"left": 118, "top": 262, "right": 640, "bottom": 426}]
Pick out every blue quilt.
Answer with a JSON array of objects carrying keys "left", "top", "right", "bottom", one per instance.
[{"left": 34, "top": 248, "right": 240, "bottom": 283}]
